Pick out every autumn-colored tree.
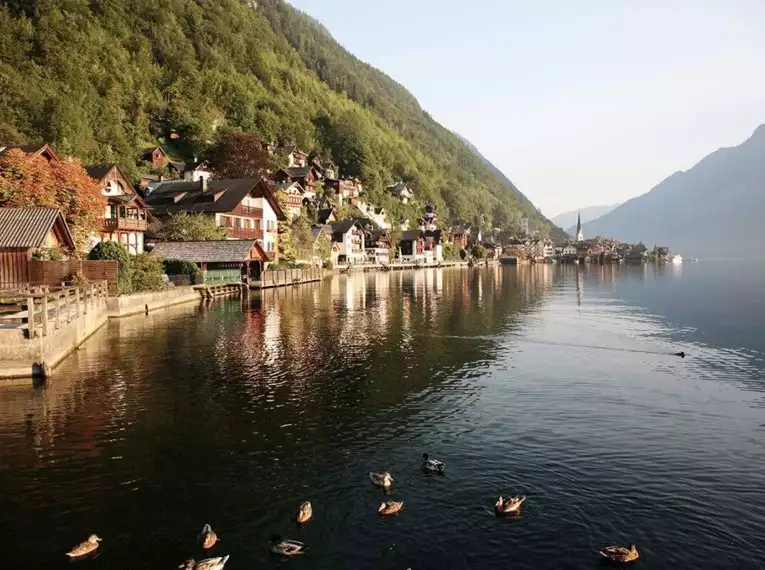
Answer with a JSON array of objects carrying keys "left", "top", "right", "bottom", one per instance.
[
  {"left": 0, "top": 149, "right": 105, "bottom": 253},
  {"left": 203, "top": 130, "right": 274, "bottom": 179}
]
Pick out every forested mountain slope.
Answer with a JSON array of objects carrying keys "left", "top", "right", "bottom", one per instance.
[{"left": 0, "top": 0, "right": 562, "bottom": 237}]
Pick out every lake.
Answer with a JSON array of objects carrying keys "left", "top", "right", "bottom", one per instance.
[{"left": 1, "top": 263, "right": 764, "bottom": 569}]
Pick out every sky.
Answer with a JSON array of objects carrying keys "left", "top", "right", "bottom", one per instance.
[{"left": 287, "top": 0, "right": 765, "bottom": 217}]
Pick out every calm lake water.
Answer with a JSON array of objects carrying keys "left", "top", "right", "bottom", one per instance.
[{"left": 1, "top": 263, "right": 764, "bottom": 569}]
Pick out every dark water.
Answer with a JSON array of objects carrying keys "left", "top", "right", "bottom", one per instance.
[{"left": 1, "top": 263, "right": 764, "bottom": 569}]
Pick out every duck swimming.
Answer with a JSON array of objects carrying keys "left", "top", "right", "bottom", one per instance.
[
  {"left": 422, "top": 453, "right": 445, "bottom": 474},
  {"left": 179, "top": 555, "right": 230, "bottom": 570},
  {"left": 65, "top": 534, "right": 102, "bottom": 558},
  {"left": 378, "top": 501, "right": 404, "bottom": 516},
  {"left": 270, "top": 535, "right": 308, "bottom": 556},
  {"left": 600, "top": 544, "right": 639, "bottom": 563},
  {"left": 674, "top": 351, "right": 686, "bottom": 358},
  {"left": 368, "top": 472, "right": 394, "bottom": 488},
  {"left": 199, "top": 524, "right": 218, "bottom": 550},
  {"left": 495, "top": 495, "right": 525, "bottom": 515},
  {"left": 295, "top": 501, "right": 312, "bottom": 524}
]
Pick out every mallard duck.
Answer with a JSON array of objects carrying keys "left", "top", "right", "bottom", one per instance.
[
  {"left": 422, "top": 453, "right": 445, "bottom": 474},
  {"left": 495, "top": 495, "right": 525, "bottom": 515},
  {"left": 269, "top": 535, "right": 307, "bottom": 556},
  {"left": 369, "top": 472, "right": 394, "bottom": 488},
  {"left": 378, "top": 501, "right": 404, "bottom": 516},
  {"left": 199, "top": 524, "right": 218, "bottom": 550},
  {"left": 178, "top": 555, "right": 230, "bottom": 570},
  {"left": 600, "top": 544, "right": 639, "bottom": 563},
  {"left": 65, "top": 534, "right": 102, "bottom": 558},
  {"left": 295, "top": 501, "right": 312, "bottom": 524}
]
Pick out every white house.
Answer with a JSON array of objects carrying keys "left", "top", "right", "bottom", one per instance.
[
  {"left": 356, "top": 201, "right": 389, "bottom": 229},
  {"left": 388, "top": 182, "right": 414, "bottom": 204},
  {"left": 330, "top": 220, "right": 366, "bottom": 265},
  {"left": 562, "top": 244, "right": 577, "bottom": 256}
]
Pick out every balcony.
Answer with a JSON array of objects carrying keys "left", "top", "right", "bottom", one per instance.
[
  {"left": 102, "top": 217, "right": 147, "bottom": 232},
  {"left": 224, "top": 227, "right": 264, "bottom": 240},
  {"left": 236, "top": 205, "right": 263, "bottom": 217}
]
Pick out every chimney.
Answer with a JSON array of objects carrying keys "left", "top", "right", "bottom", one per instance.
[{"left": 200, "top": 177, "right": 208, "bottom": 192}]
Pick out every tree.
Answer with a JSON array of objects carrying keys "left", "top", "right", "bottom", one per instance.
[
  {"left": 88, "top": 241, "right": 132, "bottom": 294},
  {"left": 291, "top": 213, "right": 314, "bottom": 260},
  {"left": 160, "top": 213, "right": 227, "bottom": 241},
  {"left": 471, "top": 244, "right": 487, "bottom": 259},
  {"left": 315, "top": 231, "right": 331, "bottom": 262},
  {"left": 131, "top": 253, "right": 165, "bottom": 292},
  {"left": 0, "top": 149, "right": 105, "bottom": 253},
  {"left": 203, "top": 130, "right": 274, "bottom": 179},
  {"left": 274, "top": 190, "right": 295, "bottom": 264}
]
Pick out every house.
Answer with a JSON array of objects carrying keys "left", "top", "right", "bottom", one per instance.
[
  {"left": 275, "top": 166, "right": 320, "bottom": 196},
  {"left": 423, "top": 229, "right": 443, "bottom": 262},
  {"left": 356, "top": 201, "right": 389, "bottom": 229},
  {"left": 542, "top": 240, "right": 555, "bottom": 258},
  {"left": 653, "top": 246, "right": 670, "bottom": 262},
  {"left": 0, "top": 208, "right": 76, "bottom": 286},
  {"left": 142, "top": 146, "right": 168, "bottom": 169},
  {"left": 316, "top": 208, "right": 337, "bottom": 225},
  {"left": 143, "top": 178, "right": 286, "bottom": 258},
  {"left": 399, "top": 230, "right": 425, "bottom": 263},
  {"left": 307, "top": 152, "right": 338, "bottom": 179},
  {"left": 150, "top": 239, "right": 269, "bottom": 283},
  {"left": 275, "top": 181, "right": 308, "bottom": 219},
  {"left": 86, "top": 164, "right": 149, "bottom": 255},
  {"left": 422, "top": 203, "right": 438, "bottom": 231},
  {"left": 364, "top": 229, "right": 391, "bottom": 265},
  {"left": 388, "top": 182, "right": 414, "bottom": 204},
  {"left": 482, "top": 241, "right": 502, "bottom": 260},
  {"left": 448, "top": 226, "right": 469, "bottom": 249},
  {"left": 0, "top": 143, "right": 59, "bottom": 161},
  {"left": 330, "top": 220, "right": 366, "bottom": 265},
  {"left": 324, "top": 177, "right": 361, "bottom": 206},
  {"left": 562, "top": 244, "right": 577, "bottom": 256},
  {"left": 275, "top": 145, "right": 308, "bottom": 168},
  {"left": 167, "top": 158, "right": 212, "bottom": 182}
]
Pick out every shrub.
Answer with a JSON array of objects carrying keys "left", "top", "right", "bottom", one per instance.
[
  {"left": 163, "top": 259, "right": 202, "bottom": 284},
  {"left": 131, "top": 253, "right": 165, "bottom": 292},
  {"left": 88, "top": 241, "right": 133, "bottom": 293},
  {"left": 32, "top": 247, "right": 64, "bottom": 261},
  {"left": 471, "top": 244, "right": 487, "bottom": 259}
]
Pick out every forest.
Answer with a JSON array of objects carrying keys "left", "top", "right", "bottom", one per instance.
[{"left": 0, "top": 0, "right": 564, "bottom": 239}]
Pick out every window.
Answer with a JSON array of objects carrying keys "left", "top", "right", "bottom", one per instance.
[
  {"left": 254, "top": 220, "right": 261, "bottom": 231},
  {"left": 234, "top": 218, "right": 241, "bottom": 229}
]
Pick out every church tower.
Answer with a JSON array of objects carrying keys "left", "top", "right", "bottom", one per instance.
[{"left": 576, "top": 212, "right": 584, "bottom": 242}]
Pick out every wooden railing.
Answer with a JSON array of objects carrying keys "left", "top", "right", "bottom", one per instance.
[
  {"left": 103, "top": 218, "right": 148, "bottom": 231},
  {"left": 259, "top": 267, "right": 324, "bottom": 288},
  {"left": 21, "top": 281, "right": 109, "bottom": 339},
  {"left": 224, "top": 227, "right": 264, "bottom": 240}
]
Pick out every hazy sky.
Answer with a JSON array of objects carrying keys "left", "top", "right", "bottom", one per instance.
[{"left": 287, "top": 0, "right": 765, "bottom": 217}]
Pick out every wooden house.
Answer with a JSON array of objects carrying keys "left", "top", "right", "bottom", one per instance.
[
  {"left": 275, "top": 181, "right": 309, "bottom": 219},
  {"left": 144, "top": 178, "right": 286, "bottom": 258},
  {"left": 0, "top": 143, "right": 59, "bottom": 162},
  {"left": 150, "top": 239, "right": 269, "bottom": 283},
  {"left": 142, "top": 146, "right": 168, "bottom": 169},
  {"left": 275, "top": 166, "right": 320, "bottom": 195},
  {"left": 86, "top": 164, "right": 149, "bottom": 254},
  {"left": 0, "top": 208, "right": 75, "bottom": 288}
]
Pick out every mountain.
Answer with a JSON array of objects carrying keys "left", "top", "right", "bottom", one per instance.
[
  {"left": 550, "top": 204, "right": 619, "bottom": 235},
  {"left": 581, "top": 125, "right": 765, "bottom": 257},
  {"left": 0, "top": 0, "right": 562, "bottom": 239}
]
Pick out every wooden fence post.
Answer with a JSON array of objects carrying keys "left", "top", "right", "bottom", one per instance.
[
  {"left": 27, "top": 297, "right": 35, "bottom": 338},
  {"left": 75, "top": 287, "right": 81, "bottom": 317},
  {"left": 41, "top": 295, "right": 49, "bottom": 336}
]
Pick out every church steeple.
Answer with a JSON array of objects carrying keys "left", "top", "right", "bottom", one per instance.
[{"left": 576, "top": 212, "right": 584, "bottom": 242}]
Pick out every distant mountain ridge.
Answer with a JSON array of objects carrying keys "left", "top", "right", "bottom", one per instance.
[
  {"left": 551, "top": 204, "right": 620, "bottom": 235},
  {"left": 581, "top": 125, "right": 765, "bottom": 257}
]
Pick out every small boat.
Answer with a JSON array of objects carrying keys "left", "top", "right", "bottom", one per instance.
[{"left": 672, "top": 254, "right": 683, "bottom": 264}]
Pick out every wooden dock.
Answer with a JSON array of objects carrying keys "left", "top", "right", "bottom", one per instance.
[
  {"left": 251, "top": 267, "right": 325, "bottom": 290},
  {"left": 194, "top": 283, "right": 249, "bottom": 299}
]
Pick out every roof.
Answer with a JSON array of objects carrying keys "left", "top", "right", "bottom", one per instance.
[
  {"left": 423, "top": 229, "right": 442, "bottom": 244},
  {"left": 275, "top": 181, "right": 305, "bottom": 193},
  {"left": 311, "top": 225, "right": 330, "bottom": 241},
  {"left": 388, "top": 182, "right": 412, "bottom": 195},
  {"left": 285, "top": 166, "right": 314, "bottom": 178},
  {"left": 0, "top": 207, "right": 74, "bottom": 249},
  {"left": 85, "top": 163, "right": 116, "bottom": 181},
  {"left": 0, "top": 143, "right": 59, "bottom": 161},
  {"left": 144, "top": 178, "right": 285, "bottom": 220},
  {"left": 401, "top": 230, "right": 423, "bottom": 241},
  {"left": 149, "top": 240, "right": 267, "bottom": 263},
  {"left": 317, "top": 208, "right": 335, "bottom": 224},
  {"left": 330, "top": 219, "right": 362, "bottom": 236}
]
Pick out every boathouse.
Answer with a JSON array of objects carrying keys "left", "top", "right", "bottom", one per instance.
[{"left": 149, "top": 240, "right": 269, "bottom": 284}]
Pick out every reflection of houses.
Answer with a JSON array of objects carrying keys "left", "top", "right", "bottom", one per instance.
[
  {"left": 144, "top": 178, "right": 286, "bottom": 257},
  {"left": 330, "top": 220, "right": 366, "bottom": 265},
  {"left": 149, "top": 239, "right": 269, "bottom": 283},
  {"left": 388, "top": 182, "right": 413, "bottom": 204},
  {"left": 0, "top": 208, "right": 76, "bottom": 285},
  {"left": 86, "top": 164, "right": 149, "bottom": 254}
]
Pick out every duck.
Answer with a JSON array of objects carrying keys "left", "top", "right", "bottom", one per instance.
[
  {"left": 65, "top": 534, "right": 102, "bottom": 558},
  {"left": 295, "top": 501, "right": 313, "bottom": 524},
  {"left": 199, "top": 524, "right": 218, "bottom": 550},
  {"left": 422, "top": 453, "right": 445, "bottom": 474},
  {"left": 178, "top": 555, "right": 230, "bottom": 570},
  {"left": 270, "top": 535, "right": 307, "bottom": 556},
  {"left": 674, "top": 351, "right": 686, "bottom": 358},
  {"left": 495, "top": 495, "right": 525, "bottom": 515},
  {"left": 378, "top": 501, "right": 404, "bottom": 516},
  {"left": 368, "top": 471, "right": 394, "bottom": 488},
  {"left": 600, "top": 544, "right": 639, "bottom": 563}
]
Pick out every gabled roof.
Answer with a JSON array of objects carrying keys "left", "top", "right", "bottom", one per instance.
[
  {"left": 0, "top": 143, "right": 59, "bottom": 161},
  {"left": 275, "top": 181, "right": 306, "bottom": 194},
  {"left": 330, "top": 219, "right": 362, "bottom": 236},
  {"left": 0, "top": 207, "right": 75, "bottom": 249},
  {"left": 317, "top": 208, "right": 335, "bottom": 225},
  {"left": 85, "top": 163, "right": 147, "bottom": 208},
  {"left": 284, "top": 166, "right": 315, "bottom": 178},
  {"left": 388, "top": 182, "right": 412, "bottom": 196},
  {"left": 142, "top": 145, "right": 167, "bottom": 157},
  {"left": 311, "top": 225, "right": 330, "bottom": 241},
  {"left": 423, "top": 229, "right": 442, "bottom": 244},
  {"left": 84, "top": 163, "right": 115, "bottom": 181},
  {"left": 150, "top": 239, "right": 269, "bottom": 263}
]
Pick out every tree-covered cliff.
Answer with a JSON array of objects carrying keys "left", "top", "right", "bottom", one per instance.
[{"left": 0, "top": 0, "right": 563, "bottom": 238}]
